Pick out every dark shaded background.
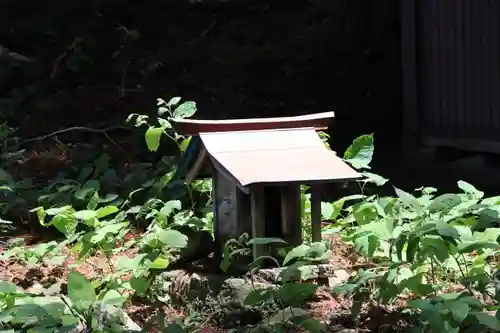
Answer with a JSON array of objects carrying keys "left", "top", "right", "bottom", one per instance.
[
  {"left": 1, "top": 0, "right": 412, "bottom": 188},
  {"left": 1, "top": 0, "right": 401, "bottom": 139}
]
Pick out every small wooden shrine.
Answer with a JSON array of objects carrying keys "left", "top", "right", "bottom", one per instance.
[{"left": 172, "top": 112, "right": 360, "bottom": 260}]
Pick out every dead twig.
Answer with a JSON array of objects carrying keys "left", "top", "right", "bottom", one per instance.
[
  {"left": 189, "top": 20, "right": 217, "bottom": 45},
  {"left": 50, "top": 38, "right": 82, "bottom": 82},
  {"left": 0, "top": 45, "right": 34, "bottom": 62},
  {"left": 23, "top": 126, "right": 130, "bottom": 154}
]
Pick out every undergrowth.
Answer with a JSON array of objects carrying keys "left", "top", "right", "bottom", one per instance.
[{"left": 0, "top": 97, "right": 498, "bottom": 333}]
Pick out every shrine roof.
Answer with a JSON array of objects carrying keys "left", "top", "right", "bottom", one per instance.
[{"left": 173, "top": 112, "right": 360, "bottom": 188}]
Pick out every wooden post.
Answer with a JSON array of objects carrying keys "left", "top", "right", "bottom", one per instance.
[
  {"left": 280, "top": 185, "right": 302, "bottom": 246},
  {"left": 212, "top": 173, "right": 220, "bottom": 261},
  {"left": 250, "top": 185, "right": 266, "bottom": 260},
  {"left": 310, "top": 185, "right": 322, "bottom": 242}
]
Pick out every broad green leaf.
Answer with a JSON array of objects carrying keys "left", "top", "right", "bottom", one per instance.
[
  {"left": 150, "top": 256, "right": 170, "bottom": 269},
  {"left": 77, "top": 165, "right": 93, "bottom": 183},
  {"left": 481, "top": 196, "right": 500, "bottom": 205},
  {"left": 159, "top": 200, "right": 182, "bottom": 218},
  {"left": 96, "top": 206, "right": 119, "bottom": 219},
  {"left": 351, "top": 290, "right": 368, "bottom": 319},
  {"left": 457, "top": 180, "right": 484, "bottom": 199},
  {"left": 277, "top": 283, "right": 318, "bottom": 306},
  {"left": 102, "top": 289, "right": 125, "bottom": 306},
  {"left": 379, "top": 282, "right": 400, "bottom": 303},
  {"left": 158, "top": 108, "right": 168, "bottom": 116},
  {"left": 442, "top": 322, "right": 460, "bottom": 333},
  {"left": 244, "top": 289, "right": 274, "bottom": 306},
  {"left": 479, "top": 228, "right": 500, "bottom": 241},
  {"left": 157, "top": 229, "right": 188, "bottom": 248},
  {"left": 330, "top": 198, "right": 345, "bottom": 220},
  {"left": 74, "top": 180, "right": 100, "bottom": 201},
  {"left": 67, "top": 272, "right": 96, "bottom": 310},
  {"left": 173, "top": 101, "right": 197, "bottom": 119},
  {"left": 89, "top": 222, "right": 127, "bottom": 243},
  {"left": 362, "top": 172, "right": 388, "bottom": 186},
  {"left": 74, "top": 210, "right": 97, "bottom": 221},
  {"left": 306, "top": 242, "right": 327, "bottom": 258},
  {"left": 421, "top": 236, "right": 450, "bottom": 262},
  {"left": 477, "top": 208, "right": 500, "bottom": 229},
  {"left": 268, "top": 308, "right": 309, "bottom": 324},
  {"left": 99, "top": 193, "right": 119, "bottom": 203},
  {"left": 395, "top": 235, "right": 407, "bottom": 261},
  {"left": 377, "top": 197, "right": 398, "bottom": 215},
  {"left": 447, "top": 300, "right": 469, "bottom": 323},
  {"left": 87, "top": 191, "right": 100, "bottom": 210},
  {"left": 179, "top": 137, "right": 191, "bottom": 153},
  {"left": 419, "top": 186, "right": 438, "bottom": 195},
  {"left": 436, "top": 221, "right": 459, "bottom": 238},
  {"left": 400, "top": 274, "right": 435, "bottom": 297},
  {"left": 283, "top": 244, "right": 310, "bottom": 265},
  {"left": 247, "top": 238, "right": 287, "bottom": 245},
  {"left": 130, "top": 277, "right": 149, "bottom": 297},
  {"left": 354, "top": 234, "right": 379, "bottom": 257},
  {"left": 0, "top": 168, "right": 15, "bottom": 188},
  {"left": 473, "top": 312, "right": 500, "bottom": 330},
  {"left": 435, "top": 292, "right": 464, "bottom": 301},
  {"left": 126, "top": 113, "right": 138, "bottom": 122},
  {"left": 353, "top": 202, "right": 379, "bottom": 225},
  {"left": 158, "top": 117, "right": 171, "bottom": 129},
  {"left": 407, "top": 299, "right": 434, "bottom": 311},
  {"left": 116, "top": 254, "right": 147, "bottom": 272},
  {"left": 145, "top": 127, "right": 163, "bottom": 152},
  {"left": 343, "top": 134, "right": 374, "bottom": 169},
  {"left": 134, "top": 114, "right": 149, "bottom": 127},
  {"left": 428, "top": 194, "right": 462, "bottom": 214},
  {"left": 45, "top": 206, "right": 73, "bottom": 216},
  {"left": 321, "top": 202, "right": 334, "bottom": 219},
  {"left": 394, "top": 187, "right": 421, "bottom": 211},
  {"left": 458, "top": 296, "right": 483, "bottom": 308},
  {"left": 354, "top": 219, "right": 393, "bottom": 241},
  {"left": 333, "top": 283, "right": 357, "bottom": 295},
  {"left": 167, "top": 96, "right": 182, "bottom": 106},
  {"left": 0, "top": 281, "right": 16, "bottom": 294},
  {"left": 46, "top": 255, "right": 66, "bottom": 266},
  {"left": 31, "top": 242, "right": 57, "bottom": 257},
  {"left": 50, "top": 214, "right": 78, "bottom": 238},
  {"left": 457, "top": 241, "right": 499, "bottom": 254},
  {"left": 33, "top": 207, "right": 47, "bottom": 224},
  {"left": 165, "top": 323, "right": 186, "bottom": 333},
  {"left": 406, "top": 236, "right": 420, "bottom": 262},
  {"left": 291, "top": 316, "right": 322, "bottom": 333},
  {"left": 7, "top": 304, "right": 48, "bottom": 323}
]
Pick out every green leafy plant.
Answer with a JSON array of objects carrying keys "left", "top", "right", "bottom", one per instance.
[
  {"left": 327, "top": 135, "right": 500, "bottom": 332},
  {"left": 0, "top": 239, "right": 64, "bottom": 267},
  {"left": 408, "top": 292, "right": 500, "bottom": 333},
  {"left": 219, "top": 237, "right": 326, "bottom": 332},
  {"left": 243, "top": 250, "right": 323, "bottom": 333},
  {"left": 3, "top": 87, "right": 500, "bottom": 333},
  {"left": 127, "top": 96, "right": 196, "bottom": 153},
  {"left": 0, "top": 272, "right": 128, "bottom": 332}
]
